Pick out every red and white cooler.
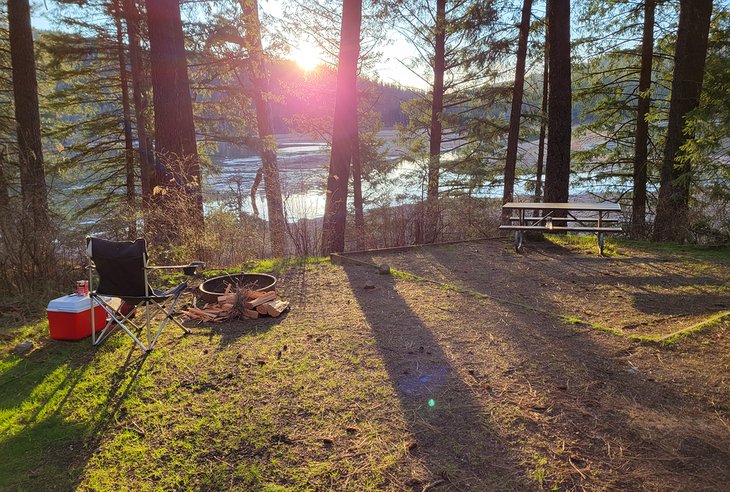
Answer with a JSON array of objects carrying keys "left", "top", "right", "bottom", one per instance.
[{"left": 47, "top": 295, "right": 108, "bottom": 341}]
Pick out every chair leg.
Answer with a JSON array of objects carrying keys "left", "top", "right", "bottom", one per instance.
[
  {"left": 94, "top": 300, "right": 148, "bottom": 351},
  {"left": 147, "top": 294, "right": 186, "bottom": 350},
  {"left": 91, "top": 296, "right": 148, "bottom": 351}
]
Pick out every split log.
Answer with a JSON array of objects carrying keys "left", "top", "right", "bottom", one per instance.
[
  {"left": 263, "top": 300, "right": 289, "bottom": 317},
  {"left": 244, "top": 291, "right": 277, "bottom": 309},
  {"left": 185, "top": 286, "right": 285, "bottom": 322},
  {"left": 243, "top": 308, "right": 259, "bottom": 319}
]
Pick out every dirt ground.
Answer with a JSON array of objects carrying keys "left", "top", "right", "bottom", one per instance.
[{"left": 321, "top": 238, "right": 730, "bottom": 490}]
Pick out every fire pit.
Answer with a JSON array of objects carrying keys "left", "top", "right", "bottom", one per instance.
[{"left": 196, "top": 273, "right": 276, "bottom": 305}]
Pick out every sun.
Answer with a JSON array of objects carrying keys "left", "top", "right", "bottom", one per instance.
[{"left": 290, "top": 44, "right": 323, "bottom": 71}]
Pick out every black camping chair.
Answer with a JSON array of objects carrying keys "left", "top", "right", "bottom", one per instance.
[{"left": 86, "top": 237, "right": 204, "bottom": 352}]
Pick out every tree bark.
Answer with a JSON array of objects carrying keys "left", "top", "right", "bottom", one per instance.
[
  {"left": 653, "top": 0, "right": 713, "bottom": 242},
  {"left": 351, "top": 123, "right": 365, "bottom": 249},
  {"left": 534, "top": 36, "right": 548, "bottom": 207},
  {"left": 631, "top": 0, "right": 655, "bottom": 238},
  {"left": 240, "top": 0, "right": 287, "bottom": 257},
  {"left": 122, "top": 0, "right": 155, "bottom": 205},
  {"left": 113, "top": 7, "right": 137, "bottom": 239},
  {"left": 250, "top": 166, "right": 263, "bottom": 217},
  {"left": 502, "top": 0, "right": 533, "bottom": 221},
  {"left": 8, "top": 0, "right": 51, "bottom": 265},
  {"left": 321, "top": 0, "right": 362, "bottom": 255},
  {"left": 544, "top": 0, "right": 571, "bottom": 210},
  {"left": 0, "top": 146, "right": 9, "bottom": 229},
  {"left": 425, "top": 0, "right": 446, "bottom": 244},
  {"left": 147, "top": 0, "right": 204, "bottom": 235}
]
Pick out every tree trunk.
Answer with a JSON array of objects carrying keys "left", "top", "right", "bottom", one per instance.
[
  {"left": 147, "top": 0, "right": 204, "bottom": 237},
  {"left": 425, "top": 0, "right": 446, "bottom": 244},
  {"left": 534, "top": 36, "right": 548, "bottom": 207},
  {"left": 321, "top": 0, "right": 362, "bottom": 255},
  {"left": 653, "top": 0, "right": 713, "bottom": 242},
  {"left": 502, "top": 0, "right": 533, "bottom": 221},
  {"left": 631, "top": 0, "right": 655, "bottom": 238},
  {"left": 113, "top": 8, "right": 137, "bottom": 239},
  {"left": 122, "top": 0, "right": 155, "bottom": 205},
  {"left": 250, "top": 166, "right": 263, "bottom": 217},
  {"left": 351, "top": 123, "right": 365, "bottom": 249},
  {"left": 544, "top": 0, "right": 571, "bottom": 210},
  {"left": 0, "top": 146, "right": 9, "bottom": 231},
  {"left": 8, "top": 0, "right": 51, "bottom": 268},
  {"left": 240, "top": 0, "right": 287, "bottom": 257}
]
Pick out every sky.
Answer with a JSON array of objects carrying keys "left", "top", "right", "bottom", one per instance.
[{"left": 30, "top": 0, "right": 426, "bottom": 89}]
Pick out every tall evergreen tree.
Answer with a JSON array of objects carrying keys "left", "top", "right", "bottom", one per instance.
[
  {"left": 147, "top": 0, "right": 204, "bottom": 237},
  {"left": 122, "top": 0, "right": 155, "bottom": 206},
  {"left": 240, "top": 0, "right": 287, "bottom": 257},
  {"left": 535, "top": 37, "right": 548, "bottom": 204},
  {"left": 544, "top": 0, "right": 571, "bottom": 207},
  {"left": 394, "top": 0, "right": 507, "bottom": 243},
  {"left": 8, "top": 0, "right": 51, "bottom": 273},
  {"left": 113, "top": 2, "right": 137, "bottom": 238},
  {"left": 424, "top": 0, "right": 446, "bottom": 243},
  {"left": 502, "top": 0, "right": 533, "bottom": 218},
  {"left": 321, "top": 0, "right": 361, "bottom": 255},
  {"left": 631, "top": 0, "right": 656, "bottom": 237},
  {"left": 654, "top": 0, "right": 714, "bottom": 242}
]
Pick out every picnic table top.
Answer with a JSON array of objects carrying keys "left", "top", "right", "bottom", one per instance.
[{"left": 503, "top": 202, "right": 621, "bottom": 212}]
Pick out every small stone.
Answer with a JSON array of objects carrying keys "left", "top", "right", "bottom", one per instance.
[
  {"left": 626, "top": 367, "right": 640, "bottom": 375},
  {"left": 15, "top": 341, "right": 33, "bottom": 355},
  {"left": 364, "top": 281, "right": 376, "bottom": 290},
  {"left": 378, "top": 264, "right": 391, "bottom": 275}
]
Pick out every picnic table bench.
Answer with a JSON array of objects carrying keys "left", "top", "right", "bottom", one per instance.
[{"left": 499, "top": 202, "right": 623, "bottom": 255}]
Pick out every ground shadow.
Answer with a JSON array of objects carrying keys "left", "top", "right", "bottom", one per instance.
[
  {"left": 343, "top": 263, "right": 529, "bottom": 490},
  {"left": 344, "top": 240, "right": 730, "bottom": 489},
  {"left": 0, "top": 337, "right": 151, "bottom": 489}
]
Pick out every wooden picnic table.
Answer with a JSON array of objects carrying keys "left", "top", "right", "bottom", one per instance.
[{"left": 499, "top": 202, "right": 623, "bottom": 255}]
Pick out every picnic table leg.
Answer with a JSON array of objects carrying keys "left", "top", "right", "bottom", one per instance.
[
  {"left": 598, "top": 232, "right": 605, "bottom": 256},
  {"left": 515, "top": 208, "right": 525, "bottom": 253}
]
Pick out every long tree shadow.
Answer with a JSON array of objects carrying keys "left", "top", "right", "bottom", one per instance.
[
  {"left": 343, "top": 263, "right": 530, "bottom": 490},
  {"left": 348, "top": 241, "right": 730, "bottom": 489},
  {"left": 0, "top": 337, "right": 152, "bottom": 490}
]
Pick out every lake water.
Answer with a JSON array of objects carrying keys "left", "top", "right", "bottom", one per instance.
[{"left": 207, "top": 132, "right": 627, "bottom": 221}]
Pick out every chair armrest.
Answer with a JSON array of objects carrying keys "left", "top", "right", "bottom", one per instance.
[{"left": 146, "top": 261, "right": 205, "bottom": 276}]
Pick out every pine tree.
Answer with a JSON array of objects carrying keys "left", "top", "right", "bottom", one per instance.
[
  {"left": 147, "top": 0, "right": 204, "bottom": 239},
  {"left": 321, "top": 0, "right": 362, "bottom": 255},
  {"left": 502, "top": 0, "right": 533, "bottom": 218},
  {"left": 654, "top": 0, "right": 714, "bottom": 242},
  {"left": 544, "top": 0, "right": 571, "bottom": 208},
  {"left": 240, "top": 0, "right": 287, "bottom": 257},
  {"left": 8, "top": 0, "right": 52, "bottom": 275}
]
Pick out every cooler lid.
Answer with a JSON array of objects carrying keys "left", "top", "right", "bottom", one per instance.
[{"left": 47, "top": 294, "right": 105, "bottom": 313}]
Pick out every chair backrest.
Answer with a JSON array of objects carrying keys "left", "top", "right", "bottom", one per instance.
[{"left": 87, "top": 237, "right": 148, "bottom": 297}]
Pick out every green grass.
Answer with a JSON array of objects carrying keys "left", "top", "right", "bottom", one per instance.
[
  {"left": 0, "top": 260, "right": 407, "bottom": 491},
  {"left": 543, "top": 233, "right": 619, "bottom": 256},
  {"left": 616, "top": 239, "right": 730, "bottom": 262},
  {"left": 242, "top": 256, "right": 329, "bottom": 276},
  {"left": 158, "top": 256, "right": 330, "bottom": 286},
  {"left": 629, "top": 311, "right": 730, "bottom": 345},
  {"left": 560, "top": 315, "right": 624, "bottom": 337},
  {"left": 543, "top": 234, "right": 730, "bottom": 262}
]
